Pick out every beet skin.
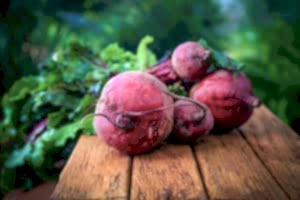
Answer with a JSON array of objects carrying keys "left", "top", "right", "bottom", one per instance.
[
  {"left": 173, "top": 100, "right": 214, "bottom": 143},
  {"left": 172, "top": 41, "right": 210, "bottom": 81},
  {"left": 190, "top": 69, "right": 260, "bottom": 130},
  {"left": 93, "top": 71, "right": 174, "bottom": 154}
]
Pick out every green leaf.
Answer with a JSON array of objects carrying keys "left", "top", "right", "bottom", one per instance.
[
  {"left": 84, "top": 68, "right": 107, "bottom": 82},
  {"left": 62, "top": 62, "right": 93, "bottom": 83},
  {"left": 211, "top": 49, "right": 228, "bottom": 68},
  {"left": 198, "top": 38, "right": 245, "bottom": 71},
  {"left": 4, "top": 144, "right": 32, "bottom": 168},
  {"left": 33, "top": 90, "right": 80, "bottom": 111},
  {"left": 20, "top": 98, "right": 34, "bottom": 123},
  {"left": 198, "top": 38, "right": 209, "bottom": 48},
  {"left": 136, "top": 35, "right": 157, "bottom": 70},
  {"left": 101, "top": 43, "right": 128, "bottom": 61},
  {"left": 35, "top": 73, "right": 62, "bottom": 92},
  {"left": 5, "top": 76, "right": 39, "bottom": 102},
  {"left": 30, "top": 138, "right": 46, "bottom": 167},
  {"left": 52, "top": 121, "right": 81, "bottom": 147},
  {"left": 47, "top": 111, "right": 67, "bottom": 128},
  {"left": 1, "top": 96, "right": 15, "bottom": 126},
  {"left": 0, "top": 167, "right": 16, "bottom": 193},
  {"left": 29, "top": 120, "right": 91, "bottom": 167},
  {"left": 80, "top": 117, "right": 95, "bottom": 135},
  {"left": 100, "top": 43, "right": 137, "bottom": 72},
  {"left": 167, "top": 83, "right": 187, "bottom": 96},
  {"left": 70, "top": 94, "right": 96, "bottom": 119}
]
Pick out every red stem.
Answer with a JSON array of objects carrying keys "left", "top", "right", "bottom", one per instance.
[{"left": 147, "top": 59, "right": 179, "bottom": 84}]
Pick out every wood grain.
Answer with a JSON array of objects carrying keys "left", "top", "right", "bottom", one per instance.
[
  {"left": 194, "top": 130, "right": 287, "bottom": 199},
  {"left": 51, "top": 135, "right": 131, "bottom": 200},
  {"left": 131, "top": 144, "right": 207, "bottom": 200},
  {"left": 240, "top": 105, "right": 300, "bottom": 199}
]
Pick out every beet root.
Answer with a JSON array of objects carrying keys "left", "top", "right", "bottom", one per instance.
[
  {"left": 172, "top": 41, "right": 211, "bottom": 81},
  {"left": 93, "top": 71, "right": 174, "bottom": 154},
  {"left": 147, "top": 41, "right": 210, "bottom": 84},
  {"left": 190, "top": 69, "right": 260, "bottom": 130},
  {"left": 146, "top": 60, "right": 179, "bottom": 84},
  {"left": 172, "top": 100, "right": 214, "bottom": 143}
]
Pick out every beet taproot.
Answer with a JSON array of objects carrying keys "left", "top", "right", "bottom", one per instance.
[
  {"left": 190, "top": 69, "right": 260, "bottom": 130},
  {"left": 147, "top": 41, "right": 210, "bottom": 83},
  {"left": 172, "top": 41, "right": 211, "bottom": 81},
  {"left": 93, "top": 71, "right": 174, "bottom": 154},
  {"left": 172, "top": 100, "right": 214, "bottom": 143}
]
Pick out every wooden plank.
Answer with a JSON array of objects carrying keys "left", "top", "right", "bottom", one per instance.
[
  {"left": 51, "top": 135, "right": 131, "bottom": 200},
  {"left": 240, "top": 105, "right": 300, "bottom": 198},
  {"left": 131, "top": 145, "right": 207, "bottom": 200},
  {"left": 194, "top": 131, "right": 287, "bottom": 199}
]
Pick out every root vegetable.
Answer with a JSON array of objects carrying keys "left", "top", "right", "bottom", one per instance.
[
  {"left": 172, "top": 100, "right": 214, "bottom": 143},
  {"left": 172, "top": 41, "right": 211, "bottom": 81},
  {"left": 93, "top": 71, "right": 174, "bottom": 154},
  {"left": 147, "top": 41, "right": 210, "bottom": 83},
  {"left": 190, "top": 69, "right": 260, "bottom": 130}
]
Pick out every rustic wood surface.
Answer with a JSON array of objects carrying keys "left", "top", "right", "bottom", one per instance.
[
  {"left": 240, "top": 106, "right": 300, "bottom": 199},
  {"left": 194, "top": 130, "right": 287, "bottom": 199},
  {"left": 51, "top": 136, "right": 131, "bottom": 200},
  {"left": 131, "top": 144, "right": 207, "bottom": 200},
  {"left": 52, "top": 105, "right": 300, "bottom": 200}
]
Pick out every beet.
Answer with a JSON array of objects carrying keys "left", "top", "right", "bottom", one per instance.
[
  {"left": 172, "top": 100, "right": 214, "bottom": 143},
  {"left": 147, "top": 41, "right": 210, "bottom": 83},
  {"left": 93, "top": 71, "right": 174, "bottom": 154},
  {"left": 190, "top": 69, "right": 260, "bottom": 130},
  {"left": 172, "top": 41, "right": 211, "bottom": 81}
]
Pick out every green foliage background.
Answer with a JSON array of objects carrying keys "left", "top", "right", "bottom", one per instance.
[
  {"left": 0, "top": 0, "right": 299, "bottom": 195},
  {"left": 1, "top": 0, "right": 299, "bottom": 127}
]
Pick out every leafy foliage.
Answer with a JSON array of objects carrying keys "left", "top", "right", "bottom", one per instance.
[
  {"left": 0, "top": 36, "right": 155, "bottom": 194},
  {"left": 198, "top": 39, "right": 245, "bottom": 72},
  {"left": 167, "top": 83, "right": 187, "bottom": 97}
]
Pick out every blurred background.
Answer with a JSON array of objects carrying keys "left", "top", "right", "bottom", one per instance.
[
  {"left": 1, "top": 0, "right": 299, "bottom": 132},
  {"left": 0, "top": 0, "right": 300, "bottom": 197}
]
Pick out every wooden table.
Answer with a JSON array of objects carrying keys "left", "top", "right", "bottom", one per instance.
[{"left": 51, "top": 106, "right": 300, "bottom": 200}]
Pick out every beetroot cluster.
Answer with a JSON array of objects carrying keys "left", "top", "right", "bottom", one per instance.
[{"left": 93, "top": 41, "right": 260, "bottom": 154}]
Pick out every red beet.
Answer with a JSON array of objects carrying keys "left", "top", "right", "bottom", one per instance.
[
  {"left": 173, "top": 100, "right": 214, "bottom": 143},
  {"left": 147, "top": 60, "right": 178, "bottom": 84},
  {"left": 147, "top": 41, "right": 210, "bottom": 83},
  {"left": 93, "top": 71, "right": 174, "bottom": 154},
  {"left": 172, "top": 41, "right": 211, "bottom": 81},
  {"left": 190, "top": 69, "right": 260, "bottom": 129}
]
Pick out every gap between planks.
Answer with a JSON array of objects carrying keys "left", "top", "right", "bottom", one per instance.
[
  {"left": 192, "top": 105, "right": 299, "bottom": 199},
  {"left": 240, "top": 105, "right": 300, "bottom": 199},
  {"left": 51, "top": 105, "right": 299, "bottom": 200},
  {"left": 127, "top": 156, "right": 133, "bottom": 200},
  {"left": 193, "top": 130, "right": 288, "bottom": 199},
  {"left": 130, "top": 144, "right": 208, "bottom": 200},
  {"left": 191, "top": 146, "right": 211, "bottom": 200}
]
